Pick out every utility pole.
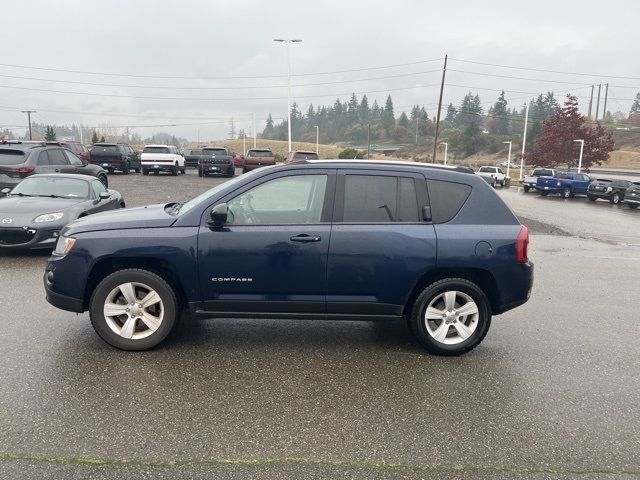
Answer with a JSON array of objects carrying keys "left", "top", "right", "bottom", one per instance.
[
  {"left": 519, "top": 102, "right": 530, "bottom": 181},
  {"left": 314, "top": 125, "right": 319, "bottom": 153},
  {"left": 228, "top": 118, "right": 236, "bottom": 140},
  {"left": 595, "top": 83, "right": 602, "bottom": 121},
  {"left": 503, "top": 141, "right": 512, "bottom": 178},
  {"left": 587, "top": 85, "right": 594, "bottom": 120},
  {"left": 252, "top": 113, "right": 256, "bottom": 148},
  {"left": 21, "top": 110, "right": 36, "bottom": 140},
  {"left": 432, "top": 54, "right": 448, "bottom": 163},
  {"left": 367, "top": 123, "right": 371, "bottom": 159},
  {"left": 274, "top": 38, "right": 302, "bottom": 152},
  {"left": 243, "top": 131, "right": 246, "bottom": 154},
  {"left": 415, "top": 117, "right": 419, "bottom": 145},
  {"left": 602, "top": 83, "right": 609, "bottom": 121}
]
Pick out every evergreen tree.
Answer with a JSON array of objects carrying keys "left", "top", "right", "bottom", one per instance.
[
  {"left": 630, "top": 92, "right": 640, "bottom": 115},
  {"left": 398, "top": 112, "right": 409, "bottom": 128},
  {"left": 99, "top": 135, "right": 105, "bottom": 143},
  {"left": 263, "top": 113, "right": 275, "bottom": 137},
  {"left": 382, "top": 95, "right": 395, "bottom": 130},
  {"left": 347, "top": 93, "right": 359, "bottom": 119},
  {"left": 91, "top": 131, "right": 99, "bottom": 144},
  {"left": 44, "top": 125, "right": 56, "bottom": 141},
  {"left": 445, "top": 103, "right": 457, "bottom": 122},
  {"left": 358, "top": 95, "right": 370, "bottom": 123},
  {"left": 488, "top": 91, "right": 509, "bottom": 134}
]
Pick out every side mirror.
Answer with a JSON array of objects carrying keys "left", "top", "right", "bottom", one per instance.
[
  {"left": 208, "top": 203, "right": 228, "bottom": 227},
  {"left": 99, "top": 191, "right": 111, "bottom": 201},
  {"left": 1, "top": 187, "right": 10, "bottom": 195}
]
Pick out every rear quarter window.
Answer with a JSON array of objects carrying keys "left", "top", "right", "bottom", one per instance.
[
  {"left": 426, "top": 179, "right": 472, "bottom": 224},
  {"left": 0, "top": 149, "right": 27, "bottom": 165}
]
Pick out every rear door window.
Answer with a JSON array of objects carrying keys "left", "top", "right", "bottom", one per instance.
[
  {"left": 341, "top": 175, "right": 420, "bottom": 223},
  {"left": 426, "top": 179, "right": 472, "bottom": 224},
  {"left": 47, "top": 149, "right": 68, "bottom": 165},
  {"left": 64, "top": 150, "right": 84, "bottom": 166}
]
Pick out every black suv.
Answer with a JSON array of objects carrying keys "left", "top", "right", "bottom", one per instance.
[
  {"left": 587, "top": 178, "right": 633, "bottom": 204},
  {"left": 89, "top": 143, "right": 140, "bottom": 174},
  {"left": 0, "top": 141, "right": 108, "bottom": 194},
  {"left": 183, "top": 148, "right": 203, "bottom": 168}
]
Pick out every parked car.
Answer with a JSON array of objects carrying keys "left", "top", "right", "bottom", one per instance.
[
  {"left": 0, "top": 174, "right": 123, "bottom": 250},
  {"left": 624, "top": 182, "right": 640, "bottom": 209},
  {"left": 44, "top": 160, "right": 533, "bottom": 355},
  {"left": 0, "top": 141, "right": 108, "bottom": 195},
  {"left": 198, "top": 147, "right": 234, "bottom": 177},
  {"left": 140, "top": 145, "right": 186, "bottom": 176},
  {"left": 243, "top": 148, "right": 276, "bottom": 173},
  {"left": 183, "top": 149, "right": 202, "bottom": 168},
  {"left": 587, "top": 179, "right": 633, "bottom": 204},
  {"left": 522, "top": 168, "right": 555, "bottom": 193},
  {"left": 499, "top": 161, "right": 518, "bottom": 169},
  {"left": 476, "top": 166, "right": 506, "bottom": 187},
  {"left": 537, "top": 172, "right": 592, "bottom": 198},
  {"left": 89, "top": 143, "right": 140, "bottom": 174},
  {"left": 233, "top": 154, "right": 245, "bottom": 167},
  {"left": 47, "top": 140, "right": 90, "bottom": 162},
  {"left": 284, "top": 150, "right": 320, "bottom": 163}
]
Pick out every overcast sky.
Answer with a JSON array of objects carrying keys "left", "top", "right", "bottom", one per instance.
[{"left": 1, "top": 0, "right": 639, "bottom": 141}]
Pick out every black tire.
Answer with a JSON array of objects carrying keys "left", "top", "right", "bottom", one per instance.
[
  {"left": 134, "top": 166, "right": 141, "bottom": 174},
  {"left": 171, "top": 164, "right": 178, "bottom": 176},
  {"left": 562, "top": 187, "right": 571, "bottom": 199},
  {"left": 122, "top": 162, "right": 130, "bottom": 175},
  {"left": 198, "top": 168, "right": 204, "bottom": 178},
  {"left": 610, "top": 193, "right": 621, "bottom": 205},
  {"left": 119, "top": 202, "right": 126, "bottom": 209},
  {"left": 408, "top": 278, "right": 491, "bottom": 356},
  {"left": 227, "top": 167, "right": 235, "bottom": 177},
  {"left": 540, "top": 191, "right": 548, "bottom": 196},
  {"left": 588, "top": 195, "right": 597, "bottom": 202},
  {"left": 98, "top": 174, "right": 108, "bottom": 188},
  {"left": 180, "top": 166, "right": 186, "bottom": 174},
  {"left": 242, "top": 167, "right": 248, "bottom": 174},
  {"left": 524, "top": 186, "right": 530, "bottom": 193},
  {"left": 89, "top": 269, "right": 179, "bottom": 351},
  {"left": 629, "top": 204, "right": 639, "bottom": 209},
  {"left": 142, "top": 169, "right": 149, "bottom": 176}
]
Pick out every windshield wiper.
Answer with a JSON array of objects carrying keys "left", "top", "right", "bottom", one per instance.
[
  {"left": 9, "top": 192, "right": 31, "bottom": 197},
  {"left": 36, "top": 194, "right": 65, "bottom": 198}
]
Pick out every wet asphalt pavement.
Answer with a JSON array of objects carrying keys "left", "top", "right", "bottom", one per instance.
[{"left": 0, "top": 169, "right": 639, "bottom": 479}]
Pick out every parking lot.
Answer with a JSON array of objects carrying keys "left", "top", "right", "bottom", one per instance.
[{"left": 1, "top": 168, "right": 639, "bottom": 479}]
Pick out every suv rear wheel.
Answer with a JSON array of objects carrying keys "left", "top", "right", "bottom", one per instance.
[
  {"left": 408, "top": 278, "right": 491, "bottom": 356},
  {"left": 610, "top": 192, "right": 621, "bottom": 204},
  {"left": 89, "top": 269, "right": 179, "bottom": 350},
  {"left": 562, "top": 187, "right": 571, "bottom": 199}
]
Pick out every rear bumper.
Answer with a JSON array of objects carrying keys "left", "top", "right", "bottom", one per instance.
[
  {"left": 493, "top": 261, "right": 534, "bottom": 315},
  {"left": 142, "top": 162, "right": 176, "bottom": 173},
  {"left": 199, "top": 163, "right": 234, "bottom": 175}
]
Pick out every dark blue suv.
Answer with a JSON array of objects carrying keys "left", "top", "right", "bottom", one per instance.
[{"left": 44, "top": 161, "right": 533, "bottom": 355}]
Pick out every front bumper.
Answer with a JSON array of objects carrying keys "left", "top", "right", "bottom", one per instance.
[
  {"left": 0, "top": 226, "right": 61, "bottom": 249},
  {"left": 625, "top": 195, "right": 640, "bottom": 205}
]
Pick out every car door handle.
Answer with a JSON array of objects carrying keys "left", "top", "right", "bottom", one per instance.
[{"left": 290, "top": 234, "right": 321, "bottom": 242}]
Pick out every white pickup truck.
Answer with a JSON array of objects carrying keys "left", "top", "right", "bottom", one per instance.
[
  {"left": 476, "top": 166, "right": 506, "bottom": 188},
  {"left": 523, "top": 168, "right": 555, "bottom": 193},
  {"left": 140, "top": 145, "right": 186, "bottom": 176}
]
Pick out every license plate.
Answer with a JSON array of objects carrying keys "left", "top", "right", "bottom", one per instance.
[
  {"left": 154, "top": 165, "right": 160, "bottom": 168},
  {"left": 632, "top": 193, "right": 637, "bottom": 196},
  {"left": 102, "top": 163, "right": 109, "bottom": 167},
  {"left": 209, "top": 167, "right": 219, "bottom": 171},
  {"left": 544, "top": 186, "right": 549, "bottom": 190}
]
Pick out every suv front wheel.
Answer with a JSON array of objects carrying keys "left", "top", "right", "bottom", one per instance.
[
  {"left": 408, "top": 278, "right": 491, "bottom": 356},
  {"left": 89, "top": 269, "right": 179, "bottom": 350}
]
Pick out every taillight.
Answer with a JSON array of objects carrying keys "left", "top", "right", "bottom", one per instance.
[{"left": 516, "top": 226, "right": 529, "bottom": 263}]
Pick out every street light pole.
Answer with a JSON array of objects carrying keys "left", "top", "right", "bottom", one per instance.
[
  {"left": 252, "top": 112, "right": 256, "bottom": 148},
  {"left": 503, "top": 141, "right": 512, "bottom": 178},
  {"left": 519, "top": 102, "right": 530, "bottom": 180},
  {"left": 243, "top": 130, "right": 246, "bottom": 155},
  {"left": 274, "top": 38, "right": 302, "bottom": 152},
  {"left": 314, "top": 125, "right": 319, "bottom": 153},
  {"left": 439, "top": 142, "right": 448, "bottom": 165},
  {"left": 574, "top": 139, "right": 584, "bottom": 173},
  {"left": 21, "top": 110, "right": 36, "bottom": 140}
]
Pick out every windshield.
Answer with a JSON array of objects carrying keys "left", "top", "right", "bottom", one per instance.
[
  {"left": 176, "top": 172, "right": 251, "bottom": 217},
  {"left": 187, "top": 149, "right": 202, "bottom": 155},
  {"left": 293, "top": 152, "right": 319, "bottom": 160},
  {"left": 533, "top": 169, "right": 554, "bottom": 176},
  {"left": 11, "top": 176, "right": 89, "bottom": 198},
  {"left": 143, "top": 146, "right": 171, "bottom": 154},
  {"left": 247, "top": 150, "right": 273, "bottom": 157},
  {"left": 0, "top": 149, "right": 26, "bottom": 165},
  {"left": 92, "top": 144, "right": 119, "bottom": 155},
  {"left": 202, "top": 148, "right": 228, "bottom": 156}
]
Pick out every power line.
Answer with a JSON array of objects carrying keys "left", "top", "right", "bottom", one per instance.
[
  {"left": 0, "top": 83, "right": 441, "bottom": 102},
  {"left": 449, "top": 58, "right": 640, "bottom": 81},
  {"left": 448, "top": 69, "right": 595, "bottom": 87},
  {"left": 0, "top": 58, "right": 443, "bottom": 80},
  {"left": 0, "top": 69, "right": 443, "bottom": 91}
]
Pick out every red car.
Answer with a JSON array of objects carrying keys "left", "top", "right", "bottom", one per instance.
[
  {"left": 233, "top": 154, "right": 244, "bottom": 167},
  {"left": 46, "top": 141, "right": 90, "bottom": 162},
  {"left": 243, "top": 148, "right": 276, "bottom": 173}
]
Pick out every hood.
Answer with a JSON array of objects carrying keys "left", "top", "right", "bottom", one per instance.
[
  {"left": 64, "top": 203, "right": 176, "bottom": 235},
  {"left": 0, "top": 196, "right": 84, "bottom": 227}
]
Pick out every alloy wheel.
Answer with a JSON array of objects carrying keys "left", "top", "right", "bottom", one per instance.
[
  {"left": 424, "top": 290, "right": 479, "bottom": 345},
  {"left": 103, "top": 282, "right": 164, "bottom": 340}
]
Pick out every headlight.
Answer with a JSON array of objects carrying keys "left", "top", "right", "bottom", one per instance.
[
  {"left": 53, "top": 236, "right": 76, "bottom": 256},
  {"left": 34, "top": 212, "right": 64, "bottom": 223}
]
